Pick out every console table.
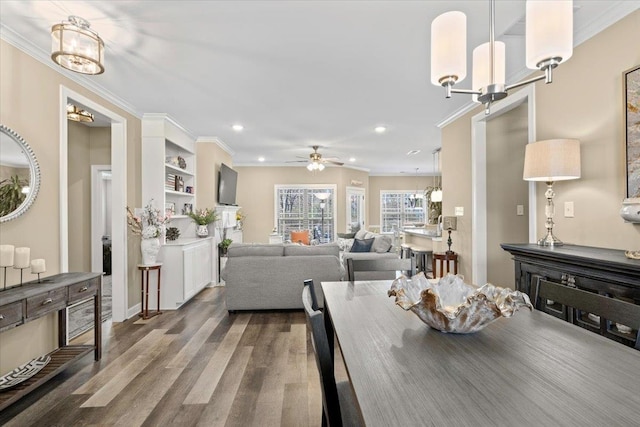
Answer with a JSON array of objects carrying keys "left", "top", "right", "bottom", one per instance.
[
  {"left": 501, "top": 243, "right": 640, "bottom": 347},
  {"left": 0, "top": 272, "right": 102, "bottom": 410}
]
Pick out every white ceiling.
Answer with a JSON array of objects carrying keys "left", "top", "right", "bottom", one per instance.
[{"left": 1, "top": 1, "right": 637, "bottom": 174}]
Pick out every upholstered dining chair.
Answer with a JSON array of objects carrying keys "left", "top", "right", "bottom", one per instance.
[
  {"left": 302, "top": 281, "right": 364, "bottom": 426},
  {"left": 346, "top": 257, "right": 415, "bottom": 282},
  {"left": 533, "top": 278, "right": 640, "bottom": 350}
]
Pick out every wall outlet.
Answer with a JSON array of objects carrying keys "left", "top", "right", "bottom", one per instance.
[
  {"left": 564, "top": 201, "right": 574, "bottom": 218},
  {"left": 455, "top": 206, "right": 464, "bottom": 216},
  {"left": 516, "top": 205, "right": 524, "bottom": 216}
]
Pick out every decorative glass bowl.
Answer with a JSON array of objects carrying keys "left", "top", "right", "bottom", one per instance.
[{"left": 388, "top": 273, "right": 532, "bottom": 334}]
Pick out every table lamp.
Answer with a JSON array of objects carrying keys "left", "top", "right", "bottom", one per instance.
[
  {"left": 443, "top": 216, "right": 457, "bottom": 254},
  {"left": 523, "top": 139, "right": 581, "bottom": 246}
]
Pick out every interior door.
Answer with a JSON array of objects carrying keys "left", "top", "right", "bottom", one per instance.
[{"left": 346, "top": 187, "right": 365, "bottom": 232}]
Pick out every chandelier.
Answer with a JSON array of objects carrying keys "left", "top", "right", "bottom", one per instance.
[
  {"left": 431, "top": 0, "right": 573, "bottom": 113},
  {"left": 66, "top": 104, "right": 94, "bottom": 122},
  {"left": 51, "top": 16, "right": 105, "bottom": 75}
]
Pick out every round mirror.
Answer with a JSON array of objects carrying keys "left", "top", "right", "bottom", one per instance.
[{"left": 0, "top": 125, "right": 41, "bottom": 222}]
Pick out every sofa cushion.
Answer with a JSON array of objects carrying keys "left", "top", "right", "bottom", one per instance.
[
  {"left": 354, "top": 229, "right": 369, "bottom": 240},
  {"left": 371, "top": 234, "right": 393, "bottom": 253},
  {"left": 350, "top": 238, "right": 374, "bottom": 252},
  {"left": 284, "top": 243, "right": 340, "bottom": 257},
  {"left": 228, "top": 243, "right": 284, "bottom": 257}
]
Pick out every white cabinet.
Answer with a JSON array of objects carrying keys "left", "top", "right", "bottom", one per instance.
[
  {"left": 142, "top": 114, "right": 197, "bottom": 238},
  {"left": 157, "top": 238, "right": 213, "bottom": 310}
]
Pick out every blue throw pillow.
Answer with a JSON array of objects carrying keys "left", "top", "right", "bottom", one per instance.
[{"left": 350, "top": 238, "right": 374, "bottom": 253}]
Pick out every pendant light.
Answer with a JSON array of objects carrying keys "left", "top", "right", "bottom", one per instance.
[{"left": 431, "top": 148, "right": 443, "bottom": 202}]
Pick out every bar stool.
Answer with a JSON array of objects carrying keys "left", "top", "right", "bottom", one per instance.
[
  {"left": 400, "top": 244, "right": 412, "bottom": 260},
  {"left": 432, "top": 252, "right": 458, "bottom": 278},
  {"left": 410, "top": 246, "right": 433, "bottom": 278}
]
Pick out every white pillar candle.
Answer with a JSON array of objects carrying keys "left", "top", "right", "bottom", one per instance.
[
  {"left": 0, "top": 244, "right": 14, "bottom": 267},
  {"left": 14, "top": 247, "right": 30, "bottom": 269},
  {"left": 31, "top": 259, "right": 46, "bottom": 274}
]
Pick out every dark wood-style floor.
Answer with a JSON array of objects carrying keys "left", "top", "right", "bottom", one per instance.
[{"left": 1, "top": 287, "right": 339, "bottom": 426}]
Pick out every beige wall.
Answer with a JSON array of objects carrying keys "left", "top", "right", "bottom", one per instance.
[
  {"left": 234, "top": 166, "right": 370, "bottom": 243},
  {"left": 0, "top": 40, "right": 142, "bottom": 373},
  {"left": 441, "top": 10, "right": 640, "bottom": 284},
  {"left": 486, "top": 103, "right": 529, "bottom": 288},
  {"left": 196, "top": 141, "right": 233, "bottom": 210}
]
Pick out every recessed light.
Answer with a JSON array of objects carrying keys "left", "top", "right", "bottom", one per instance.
[
  {"left": 407, "top": 150, "right": 421, "bottom": 156},
  {"left": 232, "top": 124, "right": 244, "bottom": 131},
  {"left": 349, "top": 157, "right": 356, "bottom": 162},
  {"left": 374, "top": 126, "right": 386, "bottom": 133},
  {"left": 258, "top": 156, "right": 265, "bottom": 162}
]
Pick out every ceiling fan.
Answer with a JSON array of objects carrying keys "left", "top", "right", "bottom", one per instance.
[{"left": 289, "top": 145, "right": 344, "bottom": 171}]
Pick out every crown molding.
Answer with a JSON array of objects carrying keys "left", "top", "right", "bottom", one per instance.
[
  {"left": 143, "top": 113, "right": 196, "bottom": 140},
  {"left": 196, "top": 136, "right": 235, "bottom": 156},
  {"left": 1, "top": 23, "right": 141, "bottom": 120}
]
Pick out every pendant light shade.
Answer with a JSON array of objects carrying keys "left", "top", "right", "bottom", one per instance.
[
  {"left": 430, "top": 11, "right": 467, "bottom": 86},
  {"left": 51, "top": 16, "right": 105, "bottom": 75},
  {"left": 472, "top": 41, "right": 505, "bottom": 103},
  {"left": 526, "top": 0, "right": 573, "bottom": 70},
  {"left": 67, "top": 104, "right": 94, "bottom": 122}
]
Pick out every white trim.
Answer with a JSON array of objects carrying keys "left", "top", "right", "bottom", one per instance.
[
  {"left": 197, "top": 136, "right": 235, "bottom": 157},
  {"left": 60, "top": 86, "right": 128, "bottom": 323},
  {"left": 471, "top": 85, "right": 537, "bottom": 286},
  {"left": 91, "top": 165, "right": 112, "bottom": 274},
  {"left": 127, "top": 303, "right": 142, "bottom": 320}
]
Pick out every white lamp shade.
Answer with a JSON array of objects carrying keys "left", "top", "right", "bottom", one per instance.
[
  {"left": 431, "top": 189, "right": 443, "bottom": 202},
  {"left": 526, "top": 0, "right": 573, "bottom": 69},
  {"left": 523, "top": 139, "right": 581, "bottom": 181},
  {"left": 471, "top": 41, "right": 505, "bottom": 103},
  {"left": 431, "top": 11, "right": 467, "bottom": 86}
]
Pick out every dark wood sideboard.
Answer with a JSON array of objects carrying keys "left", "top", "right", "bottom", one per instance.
[
  {"left": 0, "top": 272, "right": 102, "bottom": 410},
  {"left": 501, "top": 243, "right": 640, "bottom": 348}
]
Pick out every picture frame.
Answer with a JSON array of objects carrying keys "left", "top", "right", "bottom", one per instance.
[
  {"left": 165, "top": 202, "right": 175, "bottom": 216},
  {"left": 624, "top": 65, "right": 640, "bottom": 199},
  {"left": 182, "top": 203, "right": 193, "bottom": 215}
]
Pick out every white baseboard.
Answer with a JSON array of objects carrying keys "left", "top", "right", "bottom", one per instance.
[{"left": 127, "top": 303, "right": 141, "bottom": 320}]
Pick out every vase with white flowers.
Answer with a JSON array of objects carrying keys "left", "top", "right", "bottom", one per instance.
[
  {"left": 187, "top": 208, "right": 219, "bottom": 237},
  {"left": 127, "top": 200, "right": 171, "bottom": 265}
]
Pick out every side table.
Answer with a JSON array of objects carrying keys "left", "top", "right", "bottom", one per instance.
[{"left": 138, "top": 263, "right": 162, "bottom": 319}]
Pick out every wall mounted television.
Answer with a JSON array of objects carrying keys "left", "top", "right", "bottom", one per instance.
[{"left": 218, "top": 163, "right": 238, "bottom": 206}]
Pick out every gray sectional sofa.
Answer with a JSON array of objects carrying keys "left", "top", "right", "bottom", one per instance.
[
  {"left": 340, "top": 230, "right": 399, "bottom": 280},
  {"left": 221, "top": 243, "right": 343, "bottom": 311}
]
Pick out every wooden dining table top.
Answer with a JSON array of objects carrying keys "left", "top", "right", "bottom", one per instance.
[{"left": 321, "top": 280, "right": 640, "bottom": 427}]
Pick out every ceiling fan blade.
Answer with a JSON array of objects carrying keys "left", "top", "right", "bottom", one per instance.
[
  {"left": 325, "top": 160, "right": 344, "bottom": 166},
  {"left": 285, "top": 160, "right": 308, "bottom": 163}
]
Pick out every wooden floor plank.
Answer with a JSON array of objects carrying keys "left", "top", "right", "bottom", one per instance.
[
  {"left": 183, "top": 313, "right": 251, "bottom": 404},
  {"left": 1, "top": 288, "right": 329, "bottom": 427}
]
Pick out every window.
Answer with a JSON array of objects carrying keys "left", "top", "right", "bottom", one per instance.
[
  {"left": 275, "top": 185, "right": 336, "bottom": 242},
  {"left": 380, "top": 191, "right": 426, "bottom": 233}
]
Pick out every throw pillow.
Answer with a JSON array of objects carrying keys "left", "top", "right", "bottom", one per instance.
[
  {"left": 354, "top": 229, "right": 368, "bottom": 240},
  {"left": 350, "top": 238, "right": 375, "bottom": 253},
  {"left": 290, "top": 230, "right": 310, "bottom": 245},
  {"left": 371, "top": 235, "right": 393, "bottom": 253}
]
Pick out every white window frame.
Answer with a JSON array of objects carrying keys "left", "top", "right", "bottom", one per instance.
[
  {"left": 380, "top": 190, "right": 426, "bottom": 233},
  {"left": 274, "top": 184, "right": 338, "bottom": 242}
]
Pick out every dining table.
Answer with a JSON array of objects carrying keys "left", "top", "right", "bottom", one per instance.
[{"left": 321, "top": 280, "right": 640, "bottom": 426}]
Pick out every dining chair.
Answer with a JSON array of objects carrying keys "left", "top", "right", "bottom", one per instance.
[
  {"left": 302, "top": 282, "right": 364, "bottom": 426},
  {"left": 303, "top": 278, "right": 320, "bottom": 311},
  {"left": 346, "top": 257, "right": 415, "bottom": 282},
  {"left": 533, "top": 278, "right": 640, "bottom": 350}
]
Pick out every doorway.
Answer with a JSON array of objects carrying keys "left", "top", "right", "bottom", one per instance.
[
  {"left": 60, "top": 86, "right": 128, "bottom": 326},
  {"left": 345, "top": 186, "right": 365, "bottom": 233},
  {"left": 471, "top": 85, "right": 537, "bottom": 286}
]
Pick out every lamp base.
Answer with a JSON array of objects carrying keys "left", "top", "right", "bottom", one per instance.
[{"left": 537, "top": 233, "right": 563, "bottom": 247}]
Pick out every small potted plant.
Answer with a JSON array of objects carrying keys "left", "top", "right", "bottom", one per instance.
[
  {"left": 187, "top": 208, "right": 219, "bottom": 237},
  {"left": 219, "top": 238, "right": 233, "bottom": 256}
]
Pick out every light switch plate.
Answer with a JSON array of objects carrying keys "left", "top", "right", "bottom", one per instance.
[
  {"left": 516, "top": 205, "right": 524, "bottom": 216},
  {"left": 455, "top": 206, "right": 464, "bottom": 216},
  {"left": 564, "top": 201, "right": 574, "bottom": 218}
]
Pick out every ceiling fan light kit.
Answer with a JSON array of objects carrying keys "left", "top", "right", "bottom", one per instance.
[
  {"left": 431, "top": 0, "right": 572, "bottom": 114},
  {"left": 51, "top": 15, "right": 105, "bottom": 75}
]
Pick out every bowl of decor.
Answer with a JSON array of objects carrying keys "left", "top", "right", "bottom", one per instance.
[{"left": 388, "top": 273, "right": 532, "bottom": 334}]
